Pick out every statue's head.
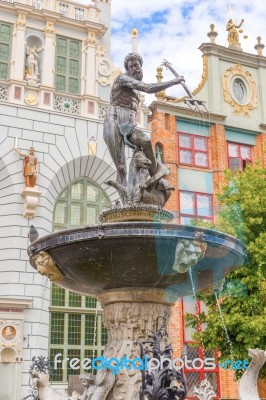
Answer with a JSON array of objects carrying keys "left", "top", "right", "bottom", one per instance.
[
  {"left": 29, "top": 146, "right": 35, "bottom": 155},
  {"left": 124, "top": 53, "right": 143, "bottom": 81},
  {"left": 79, "top": 373, "right": 95, "bottom": 387}
]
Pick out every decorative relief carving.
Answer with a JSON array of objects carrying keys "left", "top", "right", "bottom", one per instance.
[
  {"left": 223, "top": 64, "right": 257, "bottom": 117},
  {"left": 0, "top": 85, "right": 8, "bottom": 101},
  {"left": 16, "top": 13, "right": 27, "bottom": 28},
  {"left": 32, "top": 251, "right": 64, "bottom": 282},
  {"left": 97, "top": 45, "right": 114, "bottom": 86},
  {"left": 25, "top": 91, "right": 39, "bottom": 105},
  {"left": 44, "top": 21, "right": 56, "bottom": 36},
  {"left": 99, "top": 104, "right": 108, "bottom": 119},
  {"left": 0, "top": 320, "right": 22, "bottom": 362},
  {"left": 54, "top": 96, "right": 80, "bottom": 115},
  {"left": 91, "top": 295, "right": 171, "bottom": 400}
]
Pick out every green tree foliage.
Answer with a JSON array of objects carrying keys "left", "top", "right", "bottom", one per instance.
[{"left": 187, "top": 163, "right": 266, "bottom": 378}]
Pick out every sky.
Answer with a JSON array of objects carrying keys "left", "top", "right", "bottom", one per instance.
[{"left": 76, "top": 0, "right": 266, "bottom": 101}]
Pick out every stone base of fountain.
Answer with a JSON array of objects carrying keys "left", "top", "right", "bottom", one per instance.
[{"left": 95, "top": 288, "right": 175, "bottom": 400}]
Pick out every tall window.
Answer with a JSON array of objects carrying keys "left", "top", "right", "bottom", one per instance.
[
  {"left": 227, "top": 142, "right": 252, "bottom": 171},
  {"left": 155, "top": 142, "right": 164, "bottom": 163},
  {"left": 32, "top": 0, "right": 42, "bottom": 9},
  {"left": 50, "top": 179, "right": 110, "bottom": 383},
  {"left": 75, "top": 7, "right": 84, "bottom": 21},
  {"left": 55, "top": 36, "right": 81, "bottom": 95},
  {"left": 59, "top": 2, "right": 68, "bottom": 17},
  {"left": 0, "top": 22, "right": 12, "bottom": 80},
  {"left": 182, "top": 297, "right": 220, "bottom": 398},
  {"left": 178, "top": 133, "right": 209, "bottom": 168},
  {"left": 179, "top": 190, "right": 213, "bottom": 225}
]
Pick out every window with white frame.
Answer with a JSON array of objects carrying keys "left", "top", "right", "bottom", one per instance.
[
  {"left": 0, "top": 22, "right": 12, "bottom": 80},
  {"left": 59, "top": 2, "right": 68, "bottom": 17},
  {"left": 178, "top": 132, "right": 209, "bottom": 168},
  {"left": 227, "top": 142, "right": 252, "bottom": 171},
  {"left": 75, "top": 7, "right": 84, "bottom": 21},
  {"left": 50, "top": 179, "right": 111, "bottom": 382},
  {"left": 179, "top": 190, "right": 213, "bottom": 225},
  {"left": 32, "top": 0, "right": 42, "bottom": 10},
  {"left": 55, "top": 36, "right": 81, "bottom": 95}
]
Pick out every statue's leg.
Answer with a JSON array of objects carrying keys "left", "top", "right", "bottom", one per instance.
[
  {"left": 130, "top": 130, "right": 157, "bottom": 177},
  {"left": 103, "top": 110, "right": 127, "bottom": 204}
]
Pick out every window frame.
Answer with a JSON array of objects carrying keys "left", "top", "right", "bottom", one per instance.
[
  {"left": 55, "top": 35, "right": 81, "bottom": 95},
  {"left": 227, "top": 142, "right": 252, "bottom": 171},
  {"left": 181, "top": 298, "right": 221, "bottom": 399},
  {"left": 179, "top": 190, "right": 213, "bottom": 224},
  {"left": 50, "top": 178, "right": 110, "bottom": 383},
  {"left": 178, "top": 132, "right": 209, "bottom": 168},
  {"left": 0, "top": 22, "right": 13, "bottom": 81}
]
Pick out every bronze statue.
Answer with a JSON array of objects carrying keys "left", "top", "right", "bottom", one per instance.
[
  {"left": 106, "top": 122, "right": 174, "bottom": 208},
  {"left": 103, "top": 52, "right": 184, "bottom": 204},
  {"left": 226, "top": 18, "right": 244, "bottom": 46},
  {"left": 14, "top": 145, "right": 38, "bottom": 187}
]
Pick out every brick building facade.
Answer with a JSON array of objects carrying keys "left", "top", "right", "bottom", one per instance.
[{"left": 150, "top": 27, "right": 266, "bottom": 399}]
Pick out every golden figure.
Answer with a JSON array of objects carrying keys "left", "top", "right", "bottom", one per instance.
[
  {"left": 14, "top": 145, "right": 38, "bottom": 187},
  {"left": 226, "top": 18, "right": 244, "bottom": 46}
]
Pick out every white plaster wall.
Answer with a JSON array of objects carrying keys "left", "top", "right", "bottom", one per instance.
[{"left": 0, "top": 101, "right": 117, "bottom": 397}]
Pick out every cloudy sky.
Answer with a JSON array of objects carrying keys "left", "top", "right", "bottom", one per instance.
[{"left": 77, "top": 0, "right": 266, "bottom": 100}]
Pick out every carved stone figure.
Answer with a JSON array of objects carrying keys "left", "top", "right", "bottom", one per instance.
[
  {"left": 226, "top": 18, "right": 244, "bottom": 47},
  {"left": 193, "top": 379, "right": 216, "bottom": 400},
  {"left": 33, "top": 251, "right": 64, "bottom": 282},
  {"left": 173, "top": 239, "right": 207, "bottom": 273},
  {"left": 106, "top": 122, "right": 174, "bottom": 207},
  {"left": 14, "top": 146, "right": 38, "bottom": 187},
  {"left": 25, "top": 46, "right": 42, "bottom": 79},
  {"left": 103, "top": 52, "right": 184, "bottom": 204},
  {"left": 239, "top": 348, "right": 266, "bottom": 400},
  {"left": 79, "top": 373, "right": 96, "bottom": 400}
]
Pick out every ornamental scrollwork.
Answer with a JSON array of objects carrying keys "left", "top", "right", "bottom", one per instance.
[{"left": 223, "top": 64, "right": 257, "bottom": 117}]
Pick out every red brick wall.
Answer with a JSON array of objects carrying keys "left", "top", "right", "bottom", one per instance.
[
  {"left": 150, "top": 110, "right": 179, "bottom": 216},
  {"left": 254, "top": 132, "right": 266, "bottom": 166}
]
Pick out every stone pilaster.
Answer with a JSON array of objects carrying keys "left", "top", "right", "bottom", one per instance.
[
  {"left": 42, "top": 21, "right": 56, "bottom": 88},
  {"left": 85, "top": 32, "right": 97, "bottom": 96},
  {"left": 11, "top": 13, "right": 27, "bottom": 81}
]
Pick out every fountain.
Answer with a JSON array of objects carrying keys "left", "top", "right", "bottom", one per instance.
[{"left": 27, "top": 54, "right": 247, "bottom": 399}]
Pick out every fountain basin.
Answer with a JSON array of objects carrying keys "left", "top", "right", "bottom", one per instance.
[{"left": 28, "top": 222, "right": 246, "bottom": 298}]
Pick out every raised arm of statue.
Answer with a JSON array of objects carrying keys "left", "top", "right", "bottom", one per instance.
[
  {"left": 14, "top": 147, "right": 27, "bottom": 158},
  {"left": 119, "top": 73, "right": 185, "bottom": 94}
]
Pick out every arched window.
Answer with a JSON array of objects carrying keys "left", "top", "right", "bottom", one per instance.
[
  {"left": 155, "top": 142, "right": 164, "bottom": 163},
  {"left": 50, "top": 178, "right": 111, "bottom": 383},
  {"left": 54, "top": 178, "right": 110, "bottom": 230}
]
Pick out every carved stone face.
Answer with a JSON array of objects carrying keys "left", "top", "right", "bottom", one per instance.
[
  {"left": 127, "top": 59, "right": 143, "bottom": 81},
  {"left": 35, "top": 251, "right": 63, "bottom": 282},
  {"left": 173, "top": 239, "right": 207, "bottom": 273}
]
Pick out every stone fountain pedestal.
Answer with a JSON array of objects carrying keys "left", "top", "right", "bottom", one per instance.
[
  {"left": 97, "top": 288, "right": 174, "bottom": 399},
  {"left": 28, "top": 217, "right": 246, "bottom": 399}
]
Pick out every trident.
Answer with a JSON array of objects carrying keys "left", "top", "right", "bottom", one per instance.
[{"left": 162, "top": 59, "right": 209, "bottom": 114}]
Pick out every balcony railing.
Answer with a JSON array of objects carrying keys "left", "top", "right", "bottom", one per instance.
[{"left": 1, "top": 0, "right": 99, "bottom": 23}]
